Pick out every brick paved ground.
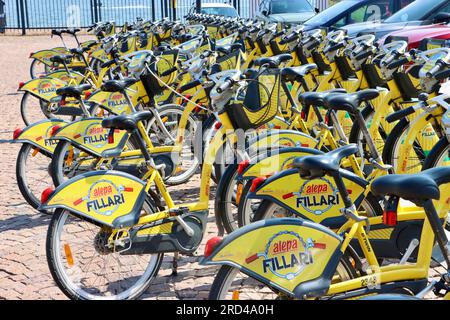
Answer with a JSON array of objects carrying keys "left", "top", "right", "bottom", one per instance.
[{"left": 0, "top": 35, "right": 446, "bottom": 300}]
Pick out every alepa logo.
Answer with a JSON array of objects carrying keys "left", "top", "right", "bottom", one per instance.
[
  {"left": 107, "top": 92, "right": 128, "bottom": 112},
  {"left": 295, "top": 178, "right": 340, "bottom": 215},
  {"left": 244, "top": 231, "right": 326, "bottom": 280},
  {"left": 43, "top": 125, "right": 59, "bottom": 147},
  {"left": 37, "top": 80, "right": 57, "bottom": 95},
  {"left": 73, "top": 123, "right": 110, "bottom": 148},
  {"left": 72, "top": 179, "right": 133, "bottom": 216},
  {"left": 280, "top": 156, "right": 297, "bottom": 170}
]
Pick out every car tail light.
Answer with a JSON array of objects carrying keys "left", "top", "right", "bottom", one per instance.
[{"left": 18, "top": 82, "right": 25, "bottom": 89}]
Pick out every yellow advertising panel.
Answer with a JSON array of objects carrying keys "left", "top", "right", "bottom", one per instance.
[
  {"left": 243, "top": 150, "right": 319, "bottom": 179},
  {"left": 14, "top": 119, "right": 67, "bottom": 153},
  {"left": 249, "top": 131, "right": 317, "bottom": 152},
  {"left": 20, "top": 77, "right": 66, "bottom": 101},
  {"left": 46, "top": 70, "right": 84, "bottom": 85},
  {"left": 46, "top": 172, "right": 146, "bottom": 227},
  {"left": 30, "top": 49, "right": 64, "bottom": 66},
  {"left": 88, "top": 90, "right": 133, "bottom": 115},
  {"left": 210, "top": 222, "right": 341, "bottom": 294},
  {"left": 51, "top": 118, "right": 129, "bottom": 157},
  {"left": 255, "top": 171, "right": 365, "bottom": 224}
]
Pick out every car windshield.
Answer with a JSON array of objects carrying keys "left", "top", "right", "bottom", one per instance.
[
  {"left": 269, "top": 0, "right": 314, "bottom": 14},
  {"left": 385, "top": 0, "right": 444, "bottom": 23},
  {"left": 201, "top": 7, "right": 238, "bottom": 17},
  {"left": 304, "top": 0, "right": 358, "bottom": 25}
]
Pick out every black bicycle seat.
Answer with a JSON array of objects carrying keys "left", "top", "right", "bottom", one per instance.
[
  {"left": 102, "top": 111, "right": 153, "bottom": 131},
  {"left": 324, "top": 89, "right": 379, "bottom": 114},
  {"left": 70, "top": 47, "right": 88, "bottom": 56},
  {"left": 66, "top": 28, "right": 81, "bottom": 35},
  {"left": 293, "top": 144, "right": 359, "bottom": 179},
  {"left": 216, "top": 43, "right": 243, "bottom": 55},
  {"left": 56, "top": 84, "right": 92, "bottom": 99},
  {"left": 298, "top": 89, "right": 347, "bottom": 107},
  {"left": 101, "top": 78, "right": 137, "bottom": 93},
  {"left": 254, "top": 53, "right": 293, "bottom": 68},
  {"left": 281, "top": 64, "right": 318, "bottom": 82},
  {"left": 51, "top": 29, "right": 63, "bottom": 37},
  {"left": 50, "top": 54, "right": 73, "bottom": 64},
  {"left": 371, "top": 167, "right": 450, "bottom": 201}
]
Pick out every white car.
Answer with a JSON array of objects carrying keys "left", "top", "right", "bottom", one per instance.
[{"left": 199, "top": 3, "right": 240, "bottom": 18}]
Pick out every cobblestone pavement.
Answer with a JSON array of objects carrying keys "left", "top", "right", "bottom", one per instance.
[{"left": 0, "top": 35, "right": 445, "bottom": 300}]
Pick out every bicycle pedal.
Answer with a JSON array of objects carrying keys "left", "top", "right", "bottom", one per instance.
[
  {"left": 433, "top": 277, "right": 450, "bottom": 297},
  {"left": 169, "top": 207, "right": 189, "bottom": 216}
]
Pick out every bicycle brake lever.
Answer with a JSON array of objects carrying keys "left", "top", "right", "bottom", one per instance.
[
  {"left": 341, "top": 205, "right": 371, "bottom": 233},
  {"left": 370, "top": 159, "right": 392, "bottom": 171}
]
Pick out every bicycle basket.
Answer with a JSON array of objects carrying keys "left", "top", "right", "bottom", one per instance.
[
  {"left": 226, "top": 69, "right": 281, "bottom": 130},
  {"left": 140, "top": 50, "right": 179, "bottom": 97}
]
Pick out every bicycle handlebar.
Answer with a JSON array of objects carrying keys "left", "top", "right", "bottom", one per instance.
[
  {"left": 387, "top": 57, "right": 409, "bottom": 70},
  {"left": 426, "top": 61, "right": 445, "bottom": 78},
  {"left": 386, "top": 106, "right": 416, "bottom": 123},
  {"left": 160, "top": 66, "right": 178, "bottom": 77},
  {"left": 216, "top": 78, "right": 234, "bottom": 94},
  {"left": 178, "top": 79, "right": 202, "bottom": 93}
]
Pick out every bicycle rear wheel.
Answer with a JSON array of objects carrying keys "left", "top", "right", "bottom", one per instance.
[
  {"left": 16, "top": 143, "right": 53, "bottom": 212},
  {"left": 46, "top": 199, "right": 163, "bottom": 300},
  {"left": 209, "top": 255, "right": 357, "bottom": 300}
]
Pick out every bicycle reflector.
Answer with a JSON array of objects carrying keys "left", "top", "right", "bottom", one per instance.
[
  {"left": 50, "top": 125, "right": 61, "bottom": 137},
  {"left": 237, "top": 160, "right": 250, "bottom": 175},
  {"left": 41, "top": 188, "right": 55, "bottom": 204},
  {"left": 214, "top": 122, "right": 222, "bottom": 130},
  {"left": 383, "top": 197, "right": 399, "bottom": 226},
  {"left": 204, "top": 236, "right": 223, "bottom": 258},
  {"left": 84, "top": 91, "right": 92, "bottom": 100},
  {"left": 383, "top": 210, "right": 397, "bottom": 226},
  {"left": 301, "top": 111, "right": 306, "bottom": 120},
  {"left": 108, "top": 128, "right": 115, "bottom": 144},
  {"left": 13, "top": 128, "right": 23, "bottom": 140},
  {"left": 250, "top": 177, "right": 267, "bottom": 193}
]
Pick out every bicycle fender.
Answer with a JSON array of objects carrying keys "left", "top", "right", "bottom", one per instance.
[
  {"left": 239, "top": 147, "right": 324, "bottom": 180},
  {"left": 248, "top": 169, "right": 366, "bottom": 227},
  {"left": 87, "top": 87, "right": 144, "bottom": 115},
  {"left": 40, "top": 170, "right": 146, "bottom": 228},
  {"left": 12, "top": 119, "right": 67, "bottom": 153},
  {"left": 30, "top": 49, "right": 67, "bottom": 66},
  {"left": 19, "top": 77, "right": 66, "bottom": 102},
  {"left": 90, "top": 48, "right": 109, "bottom": 63},
  {"left": 50, "top": 118, "right": 129, "bottom": 158},
  {"left": 80, "top": 40, "right": 98, "bottom": 49},
  {"left": 247, "top": 130, "right": 318, "bottom": 156},
  {"left": 46, "top": 69, "right": 84, "bottom": 85},
  {"left": 201, "top": 218, "right": 343, "bottom": 298}
]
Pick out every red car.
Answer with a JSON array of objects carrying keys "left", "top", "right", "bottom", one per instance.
[{"left": 379, "top": 23, "right": 450, "bottom": 48}]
